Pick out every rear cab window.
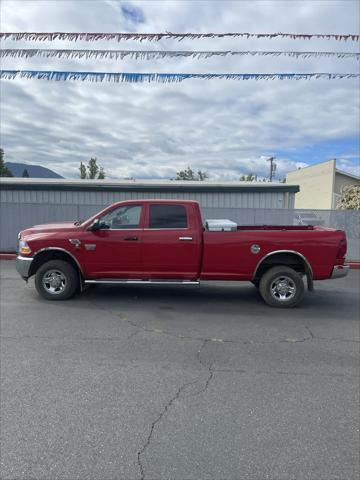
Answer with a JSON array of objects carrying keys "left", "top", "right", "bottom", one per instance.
[{"left": 148, "top": 204, "right": 188, "bottom": 229}]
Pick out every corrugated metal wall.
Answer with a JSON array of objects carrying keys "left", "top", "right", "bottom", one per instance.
[{"left": 0, "top": 188, "right": 293, "bottom": 209}]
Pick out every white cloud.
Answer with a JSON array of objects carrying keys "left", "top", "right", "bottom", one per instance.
[
  {"left": 1, "top": 0, "right": 359, "bottom": 180},
  {"left": 337, "top": 157, "right": 360, "bottom": 177}
]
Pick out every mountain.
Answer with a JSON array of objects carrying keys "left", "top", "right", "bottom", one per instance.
[{"left": 5, "top": 162, "right": 64, "bottom": 178}]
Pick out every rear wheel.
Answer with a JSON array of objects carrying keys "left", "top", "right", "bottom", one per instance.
[
  {"left": 35, "top": 260, "right": 78, "bottom": 300},
  {"left": 259, "top": 265, "right": 305, "bottom": 308}
]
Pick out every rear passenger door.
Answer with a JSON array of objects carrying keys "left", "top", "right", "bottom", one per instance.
[{"left": 142, "top": 203, "right": 201, "bottom": 280}]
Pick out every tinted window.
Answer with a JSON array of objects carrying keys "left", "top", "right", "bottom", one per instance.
[
  {"left": 149, "top": 205, "right": 188, "bottom": 229},
  {"left": 101, "top": 205, "right": 142, "bottom": 229}
]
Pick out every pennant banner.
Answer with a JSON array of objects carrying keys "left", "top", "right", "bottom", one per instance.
[
  {"left": 1, "top": 49, "right": 359, "bottom": 60},
  {"left": 1, "top": 70, "right": 359, "bottom": 83},
  {"left": 1, "top": 32, "right": 359, "bottom": 42}
]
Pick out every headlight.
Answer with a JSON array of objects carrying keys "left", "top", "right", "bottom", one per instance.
[{"left": 19, "top": 239, "right": 32, "bottom": 255}]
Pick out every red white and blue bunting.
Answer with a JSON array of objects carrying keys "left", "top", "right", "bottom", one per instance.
[
  {"left": 1, "top": 49, "right": 359, "bottom": 60},
  {"left": 1, "top": 70, "right": 359, "bottom": 83},
  {"left": 1, "top": 32, "right": 359, "bottom": 42}
]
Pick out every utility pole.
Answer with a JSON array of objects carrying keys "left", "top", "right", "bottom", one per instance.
[{"left": 267, "top": 156, "right": 276, "bottom": 182}]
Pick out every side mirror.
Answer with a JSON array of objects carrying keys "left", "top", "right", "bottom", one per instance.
[
  {"left": 88, "top": 218, "right": 100, "bottom": 231},
  {"left": 88, "top": 218, "right": 110, "bottom": 231}
]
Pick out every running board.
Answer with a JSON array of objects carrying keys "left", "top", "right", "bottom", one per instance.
[{"left": 84, "top": 279, "right": 200, "bottom": 285}]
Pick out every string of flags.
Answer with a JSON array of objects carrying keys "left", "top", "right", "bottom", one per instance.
[
  {"left": 1, "top": 31, "right": 359, "bottom": 83},
  {"left": 1, "top": 31, "right": 359, "bottom": 42},
  {"left": 1, "top": 49, "right": 359, "bottom": 60},
  {"left": 1, "top": 70, "right": 359, "bottom": 83}
]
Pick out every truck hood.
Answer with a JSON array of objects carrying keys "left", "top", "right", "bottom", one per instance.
[{"left": 21, "top": 221, "right": 80, "bottom": 236}]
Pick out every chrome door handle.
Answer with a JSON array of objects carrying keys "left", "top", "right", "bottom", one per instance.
[
  {"left": 124, "top": 236, "right": 138, "bottom": 241},
  {"left": 179, "top": 236, "right": 193, "bottom": 241}
]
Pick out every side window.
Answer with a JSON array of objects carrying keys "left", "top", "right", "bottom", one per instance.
[
  {"left": 101, "top": 205, "right": 142, "bottom": 229},
  {"left": 149, "top": 205, "right": 188, "bottom": 229}
]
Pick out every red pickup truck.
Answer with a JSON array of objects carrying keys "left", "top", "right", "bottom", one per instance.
[{"left": 16, "top": 199, "right": 349, "bottom": 307}]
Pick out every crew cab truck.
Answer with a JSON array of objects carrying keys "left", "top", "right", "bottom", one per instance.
[{"left": 16, "top": 200, "right": 349, "bottom": 308}]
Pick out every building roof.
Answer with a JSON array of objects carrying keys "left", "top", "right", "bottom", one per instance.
[
  {"left": 0, "top": 178, "right": 299, "bottom": 193},
  {"left": 286, "top": 159, "right": 360, "bottom": 181},
  {"left": 335, "top": 168, "right": 360, "bottom": 181}
]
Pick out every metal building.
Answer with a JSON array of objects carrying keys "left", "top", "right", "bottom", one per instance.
[
  {"left": 1, "top": 178, "right": 298, "bottom": 207},
  {"left": 0, "top": 178, "right": 299, "bottom": 251}
]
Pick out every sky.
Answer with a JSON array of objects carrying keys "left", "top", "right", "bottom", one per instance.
[{"left": 0, "top": 0, "right": 359, "bottom": 181}]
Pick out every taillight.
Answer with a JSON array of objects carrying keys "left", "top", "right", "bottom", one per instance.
[{"left": 336, "top": 238, "right": 347, "bottom": 259}]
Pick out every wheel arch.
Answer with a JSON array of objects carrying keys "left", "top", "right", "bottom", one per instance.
[
  {"left": 253, "top": 250, "right": 313, "bottom": 291},
  {"left": 29, "top": 248, "right": 84, "bottom": 280}
]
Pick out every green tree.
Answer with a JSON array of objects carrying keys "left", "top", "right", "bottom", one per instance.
[
  {"left": 87, "top": 157, "right": 99, "bottom": 179},
  {"left": 22, "top": 168, "right": 30, "bottom": 178},
  {"left": 0, "top": 148, "right": 13, "bottom": 177},
  {"left": 197, "top": 170, "right": 208, "bottom": 181},
  {"left": 174, "top": 167, "right": 209, "bottom": 181},
  {"left": 239, "top": 173, "right": 257, "bottom": 181},
  {"left": 79, "top": 157, "right": 106, "bottom": 179},
  {"left": 98, "top": 167, "right": 106, "bottom": 180}
]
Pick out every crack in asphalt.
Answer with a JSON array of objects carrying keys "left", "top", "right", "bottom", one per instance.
[
  {"left": 311, "top": 336, "right": 360, "bottom": 343},
  {"left": 2, "top": 333, "right": 359, "bottom": 344},
  {"left": 137, "top": 377, "right": 199, "bottom": 480},
  {"left": 116, "top": 313, "right": 360, "bottom": 345},
  {"left": 77, "top": 299, "right": 358, "bottom": 478},
  {"left": 304, "top": 324, "right": 315, "bottom": 339},
  {"left": 86, "top": 298, "right": 360, "bottom": 346},
  {"left": 194, "top": 339, "right": 215, "bottom": 395},
  {"left": 115, "top": 312, "right": 315, "bottom": 345},
  {"left": 0, "top": 335, "right": 141, "bottom": 342},
  {"left": 211, "top": 368, "right": 358, "bottom": 378},
  {"left": 127, "top": 330, "right": 139, "bottom": 341},
  {"left": 136, "top": 340, "right": 217, "bottom": 479}
]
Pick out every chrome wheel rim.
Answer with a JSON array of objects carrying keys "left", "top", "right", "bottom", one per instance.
[
  {"left": 270, "top": 275, "right": 296, "bottom": 302},
  {"left": 42, "top": 269, "right": 67, "bottom": 295}
]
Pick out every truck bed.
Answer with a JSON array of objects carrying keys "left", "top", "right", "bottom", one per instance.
[{"left": 201, "top": 226, "right": 343, "bottom": 281}]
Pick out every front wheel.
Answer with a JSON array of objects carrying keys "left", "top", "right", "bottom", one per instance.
[
  {"left": 259, "top": 266, "right": 305, "bottom": 308},
  {"left": 35, "top": 260, "right": 78, "bottom": 300}
]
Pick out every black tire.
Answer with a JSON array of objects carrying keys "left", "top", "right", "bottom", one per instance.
[
  {"left": 251, "top": 280, "right": 260, "bottom": 289},
  {"left": 259, "top": 265, "right": 305, "bottom": 308},
  {"left": 35, "top": 260, "right": 78, "bottom": 300}
]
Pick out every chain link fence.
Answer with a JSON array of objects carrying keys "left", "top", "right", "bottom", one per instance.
[{"left": 1, "top": 203, "right": 359, "bottom": 260}]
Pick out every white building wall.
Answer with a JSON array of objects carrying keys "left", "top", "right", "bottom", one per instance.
[{"left": 286, "top": 159, "right": 335, "bottom": 209}]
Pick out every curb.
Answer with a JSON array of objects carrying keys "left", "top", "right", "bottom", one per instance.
[
  {"left": 1, "top": 253, "right": 359, "bottom": 269},
  {"left": 0, "top": 253, "right": 17, "bottom": 260},
  {"left": 348, "top": 262, "right": 360, "bottom": 269}
]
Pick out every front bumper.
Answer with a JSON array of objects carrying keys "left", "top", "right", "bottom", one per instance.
[
  {"left": 331, "top": 264, "right": 350, "bottom": 279},
  {"left": 16, "top": 255, "right": 33, "bottom": 279}
]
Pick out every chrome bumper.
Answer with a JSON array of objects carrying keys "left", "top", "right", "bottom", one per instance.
[
  {"left": 16, "top": 255, "right": 33, "bottom": 279},
  {"left": 331, "top": 264, "right": 350, "bottom": 279}
]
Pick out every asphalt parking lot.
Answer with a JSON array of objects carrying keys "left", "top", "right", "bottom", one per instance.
[{"left": 0, "top": 260, "right": 359, "bottom": 480}]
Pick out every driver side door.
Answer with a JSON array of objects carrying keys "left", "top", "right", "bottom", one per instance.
[{"left": 81, "top": 204, "right": 144, "bottom": 278}]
